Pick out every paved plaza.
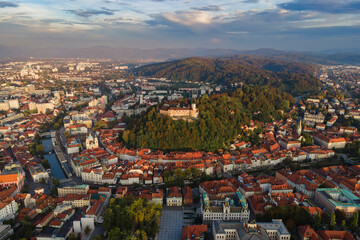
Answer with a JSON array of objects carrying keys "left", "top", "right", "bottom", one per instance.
[{"left": 157, "top": 207, "right": 183, "bottom": 240}]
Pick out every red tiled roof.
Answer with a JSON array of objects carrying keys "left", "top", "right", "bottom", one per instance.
[
  {"left": 298, "top": 225, "right": 319, "bottom": 240},
  {"left": 317, "top": 230, "right": 355, "bottom": 240},
  {"left": 181, "top": 225, "right": 207, "bottom": 240}
]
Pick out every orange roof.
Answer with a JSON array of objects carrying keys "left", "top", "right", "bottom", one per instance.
[
  {"left": 200, "top": 179, "right": 236, "bottom": 195},
  {"left": 0, "top": 174, "right": 18, "bottom": 183},
  {"left": 0, "top": 185, "right": 17, "bottom": 200},
  {"left": 49, "top": 220, "right": 62, "bottom": 226},
  {"left": 86, "top": 197, "right": 105, "bottom": 215},
  {"left": 317, "top": 230, "right": 355, "bottom": 240},
  {"left": 98, "top": 187, "right": 111, "bottom": 192},
  {"left": 329, "top": 137, "right": 346, "bottom": 143},
  {"left": 167, "top": 186, "right": 182, "bottom": 198},
  {"left": 298, "top": 225, "right": 319, "bottom": 240},
  {"left": 181, "top": 225, "right": 207, "bottom": 240}
]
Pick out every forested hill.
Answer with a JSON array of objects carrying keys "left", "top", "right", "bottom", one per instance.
[
  {"left": 135, "top": 56, "right": 322, "bottom": 96},
  {"left": 121, "top": 85, "right": 294, "bottom": 152}
]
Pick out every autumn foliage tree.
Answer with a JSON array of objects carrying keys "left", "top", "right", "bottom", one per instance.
[
  {"left": 330, "top": 211, "right": 336, "bottom": 230},
  {"left": 103, "top": 197, "right": 162, "bottom": 240}
]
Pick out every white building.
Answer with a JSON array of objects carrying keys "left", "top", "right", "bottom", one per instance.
[
  {"left": 65, "top": 124, "right": 88, "bottom": 135},
  {"left": 58, "top": 185, "right": 89, "bottom": 197},
  {"left": 28, "top": 164, "right": 50, "bottom": 183},
  {"left": 212, "top": 220, "right": 290, "bottom": 240},
  {"left": 314, "top": 188, "right": 360, "bottom": 218},
  {"left": 257, "top": 220, "right": 291, "bottom": 240},
  {"left": 36, "top": 103, "right": 54, "bottom": 114},
  {"left": 313, "top": 134, "right": 346, "bottom": 149},
  {"left": 151, "top": 190, "right": 164, "bottom": 205},
  {"left": 0, "top": 102, "right": 9, "bottom": 111},
  {"left": 202, "top": 193, "right": 250, "bottom": 224},
  {"left": 166, "top": 186, "right": 183, "bottom": 206},
  {"left": 81, "top": 169, "right": 103, "bottom": 184},
  {"left": 80, "top": 217, "right": 95, "bottom": 232},
  {"left": 213, "top": 222, "right": 268, "bottom": 240},
  {"left": 303, "top": 112, "right": 325, "bottom": 126},
  {"left": 0, "top": 224, "right": 13, "bottom": 240},
  {"left": 28, "top": 102, "right": 37, "bottom": 111},
  {"left": 8, "top": 99, "right": 19, "bottom": 109},
  {"left": 69, "top": 113, "right": 92, "bottom": 128},
  {"left": 67, "top": 139, "right": 81, "bottom": 155},
  {"left": 62, "top": 195, "right": 90, "bottom": 208},
  {"left": 278, "top": 139, "right": 301, "bottom": 150},
  {"left": 120, "top": 173, "right": 140, "bottom": 185},
  {"left": 0, "top": 198, "right": 18, "bottom": 221}
]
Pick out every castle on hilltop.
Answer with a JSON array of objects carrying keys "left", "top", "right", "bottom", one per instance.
[{"left": 159, "top": 103, "right": 199, "bottom": 121}]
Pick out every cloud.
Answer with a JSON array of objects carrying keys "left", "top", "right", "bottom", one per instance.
[
  {"left": 0, "top": 0, "right": 360, "bottom": 51},
  {"left": 148, "top": 10, "right": 214, "bottom": 27},
  {"left": 66, "top": 8, "right": 115, "bottom": 17},
  {"left": 278, "top": 0, "right": 360, "bottom": 14},
  {"left": 191, "top": 5, "right": 224, "bottom": 12},
  {"left": 150, "top": 0, "right": 180, "bottom": 1},
  {"left": 210, "top": 37, "right": 221, "bottom": 43},
  {"left": 145, "top": 6, "right": 354, "bottom": 39},
  {"left": 0, "top": 1, "right": 18, "bottom": 8},
  {"left": 226, "top": 31, "right": 249, "bottom": 34},
  {"left": 243, "top": 0, "right": 260, "bottom": 3},
  {"left": 211, "top": 9, "right": 324, "bottom": 36},
  {"left": 102, "top": 0, "right": 131, "bottom": 4},
  {"left": 100, "top": 16, "right": 144, "bottom": 25}
]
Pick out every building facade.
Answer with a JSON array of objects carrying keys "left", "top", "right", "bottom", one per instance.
[
  {"left": 160, "top": 103, "right": 199, "bottom": 120},
  {"left": 202, "top": 192, "right": 250, "bottom": 224},
  {"left": 212, "top": 220, "right": 290, "bottom": 240},
  {"left": 57, "top": 185, "right": 89, "bottom": 197},
  {"left": 86, "top": 134, "right": 99, "bottom": 150},
  {"left": 0, "top": 198, "right": 18, "bottom": 221},
  {"left": 314, "top": 188, "right": 360, "bottom": 218}
]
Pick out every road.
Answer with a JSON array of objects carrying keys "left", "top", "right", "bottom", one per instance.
[
  {"left": 89, "top": 224, "right": 105, "bottom": 239},
  {"left": 339, "top": 153, "right": 356, "bottom": 165},
  {"left": 24, "top": 168, "right": 52, "bottom": 195}
]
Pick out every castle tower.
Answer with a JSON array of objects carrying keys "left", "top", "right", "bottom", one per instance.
[
  {"left": 190, "top": 103, "right": 199, "bottom": 119},
  {"left": 297, "top": 119, "right": 302, "bottom": 136},
  {"left": 191, "top": 103, "right": 196, "bottom": 110}
]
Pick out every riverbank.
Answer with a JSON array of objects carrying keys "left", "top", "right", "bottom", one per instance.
[{"left": 53, "top": 144, "right": 73, "bottom": 178}]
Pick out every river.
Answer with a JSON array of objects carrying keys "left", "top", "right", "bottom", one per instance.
[{"left": 41, "top": 137, "right": 66, "bottom": 180}]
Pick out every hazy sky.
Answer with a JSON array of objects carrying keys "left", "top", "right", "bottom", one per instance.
[{"left": 0, "top": 0, "right": 359, "bottom": 50}]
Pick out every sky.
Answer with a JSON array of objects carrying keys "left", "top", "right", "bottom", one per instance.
[{"left": 0, "top": 0, "right": 359, "bottom": 51}]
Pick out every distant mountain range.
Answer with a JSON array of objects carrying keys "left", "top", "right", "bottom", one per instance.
[
  {"left": 0, "top": 45, "right": 243, "bottom": 61},
  {"left": 1, "top": 45, "right": 360, "bottom": 64}
]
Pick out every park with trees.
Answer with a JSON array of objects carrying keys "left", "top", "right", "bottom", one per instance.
[
  {"left": 100, "top": 197, "right": 162, "bottom": 240},
  {"left": 121, "top": 85, "right": 294, "bottom": 152}
]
